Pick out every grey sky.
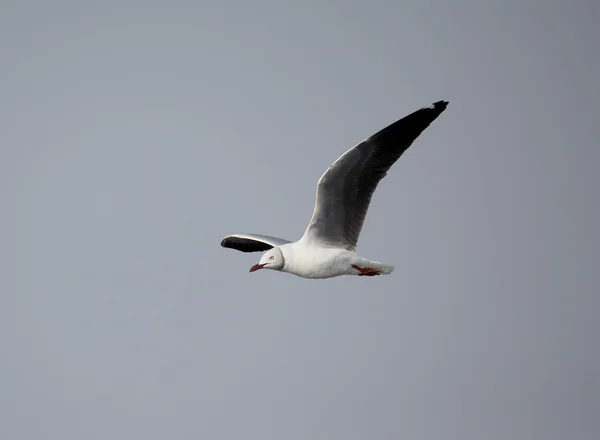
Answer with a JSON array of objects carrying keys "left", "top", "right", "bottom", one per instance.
[{"left": 3, "top": 0, "right": 599, "bottom": 439}]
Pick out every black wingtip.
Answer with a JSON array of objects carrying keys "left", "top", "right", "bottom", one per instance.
[
  {"left": 431, "top": 100, "right": 449, "bottom": 111},
  {"left": 221, "top": 236, "right": 275, "bottom": 253},
  {"left": 363, "top": 99, "right": 450, "bottom": 149}
]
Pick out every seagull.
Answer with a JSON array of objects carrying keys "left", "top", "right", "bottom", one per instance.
[{"left": 221, "top": 100, "right": 449, "bottom": 279}]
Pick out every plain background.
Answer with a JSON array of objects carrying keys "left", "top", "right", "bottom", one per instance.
[{"left": 3, "top": 0, "right": 599, "bottom": 439}]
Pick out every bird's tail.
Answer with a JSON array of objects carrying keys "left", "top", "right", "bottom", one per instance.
[
  {"left": 353, "top": 257, "right": 395, "bottom": 275},
  {"left": 376, "top": 263, "right": 395, "bottom": 275}
]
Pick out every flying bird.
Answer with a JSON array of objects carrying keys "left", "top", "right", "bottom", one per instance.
[{"left": 221, "top": 100, "right": 449, "bottom": 279}]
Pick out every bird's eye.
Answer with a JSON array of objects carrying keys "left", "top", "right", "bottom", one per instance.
[{"left": 269, "top": 256, "right": 274, "bottom": 260}]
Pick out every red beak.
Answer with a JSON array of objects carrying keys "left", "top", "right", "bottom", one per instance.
[{"left": 249, "top": 263, "right": 267, "bottom": 273}]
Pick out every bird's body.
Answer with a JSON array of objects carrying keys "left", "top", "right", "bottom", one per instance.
[
  {"left": 221, "top": 100, "right": 449, "bottom": 279},
  {"left": 275, "top": 242, "right": 394, "bottom": 279}
]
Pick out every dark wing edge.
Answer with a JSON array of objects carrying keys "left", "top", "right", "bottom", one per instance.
[
  {"left": 365, "top": 100, "right": 449, "bottom": 147},
  {"left": 345, "top": 100, "right": 450, "bottom": 246},
  {"left": 220, "top": 234, "right": 291, "bottom": 253},
  {"left": 302, "top": 100, "right": 449, "bottom": 251}
]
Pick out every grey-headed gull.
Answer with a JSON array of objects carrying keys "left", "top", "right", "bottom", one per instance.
[{"left": 221, "top": 100, "right": 449, "bottom": 279}]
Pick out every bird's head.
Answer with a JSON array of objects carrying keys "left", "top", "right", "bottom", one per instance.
[{"left": 249, "top": 247, "right": 285, "bottom": 273}]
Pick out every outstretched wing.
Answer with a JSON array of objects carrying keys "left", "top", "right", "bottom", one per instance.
[
  {"left": 301, "top": 100, "right": 449, "bottom": 251},
  {"left": 220, "top": 233, "right": 292, "bottom": 253}
]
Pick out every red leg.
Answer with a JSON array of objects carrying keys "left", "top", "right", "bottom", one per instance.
[{"left": 351, "top": 265, "right": 381, "bottom": 276}]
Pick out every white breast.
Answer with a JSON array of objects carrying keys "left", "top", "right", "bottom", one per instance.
[{"left": 281, "top": 243, "right": 355, "bottom": 279}]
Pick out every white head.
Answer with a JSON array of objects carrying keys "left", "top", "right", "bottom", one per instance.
[{"left": 249, "top": 247, "right": 285, "bottom": 273}]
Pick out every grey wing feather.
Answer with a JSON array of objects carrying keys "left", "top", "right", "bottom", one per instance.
[
  {"left": 220, "top": 233, "right": 291, "bottom": 253},
  {"left": 301, "top": 100, "right": 449, "bottom": 251}
]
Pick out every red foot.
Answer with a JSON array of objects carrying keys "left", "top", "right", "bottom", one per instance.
[{"left": 352, "top": 265, "right": 381, "bottom": 276}]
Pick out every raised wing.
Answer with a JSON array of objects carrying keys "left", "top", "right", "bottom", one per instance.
[
  {"left": 301, "top": 100, "right": 449, "bottom": 251},
  {"left": 220, "top": 233, "right": 292, "bottom": 253}
]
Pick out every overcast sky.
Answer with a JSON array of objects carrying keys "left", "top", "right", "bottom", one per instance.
[{"left": 3, "top": 0, "right": 599, "bottom": 439}]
